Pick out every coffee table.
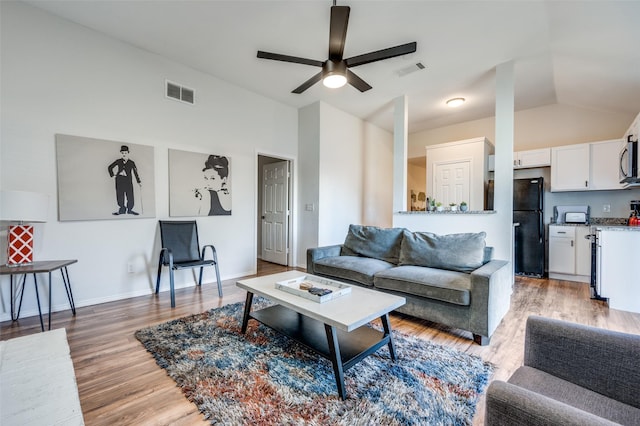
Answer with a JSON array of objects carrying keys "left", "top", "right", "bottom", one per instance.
[{"left": 236, "top": 270, "right": 406, "bottom": 400}]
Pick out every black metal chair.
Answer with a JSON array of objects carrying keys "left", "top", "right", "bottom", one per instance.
[{"left": 155, "top": 220, "right": 222, "bottom": 307}]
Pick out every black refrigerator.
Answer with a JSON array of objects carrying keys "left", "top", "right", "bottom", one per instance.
[{"left": 513, "top": 178, "right": 545, "bottom": 277}]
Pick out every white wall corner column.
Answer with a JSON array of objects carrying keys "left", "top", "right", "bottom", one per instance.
[
  {"left": 494, "top": 61, "right": 515, "bottom": 278},
  {"left": 393, "top": 95, "right": 408, "bottom": 212}
]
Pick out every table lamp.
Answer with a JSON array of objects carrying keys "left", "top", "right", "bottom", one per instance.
[{"left": 0, "top": 190, "right": 49, "bottom": 266}]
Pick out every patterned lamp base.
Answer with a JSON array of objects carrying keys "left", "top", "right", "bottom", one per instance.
[{"left": 8, "top": 225, "right": 34, "bottom": 265}]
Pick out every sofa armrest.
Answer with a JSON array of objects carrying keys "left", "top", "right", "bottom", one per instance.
[
  {"left": 524, "top": 316, "right": 640, "bottom": 408},
  {"left": 306, "top": 245, "right": 343, "bottom": 274},
  {"left": 485, "top": 380, "right": 617, "bottom": 426},
  {"left": 468, "top": 259, "right": 512, "bottom": 340}
]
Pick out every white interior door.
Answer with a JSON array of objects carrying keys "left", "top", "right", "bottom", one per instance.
[
  {"left": 433, "top": 160, "right": 470, "bottom": 206},
  {"left": 262, "top": 161, "right": 289, "bottom": 265}
]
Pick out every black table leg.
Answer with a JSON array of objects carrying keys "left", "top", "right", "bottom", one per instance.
[
  {"left": 32, "top": 273, "right": 44, "bottom": 332},
  {"left": 380, "top": 313, "right": 397, "bottom": 361},
  {"left": 61, "top": 266, "right": 76, "bottom": 315},
  {"left": 14, "top": 274, "right": 27, "bottom": 321},
  {"left": 48, "top": 271, "right": 53, "bottom": 330},
  {"left": 10, "top": 275, "right": 15, "bottom": 320},
  {"left": 324, "top": 324, "right": 347, "bottom": 400},
  {"left": 241, "top": 292, "right": 254, "bottom": 334}
]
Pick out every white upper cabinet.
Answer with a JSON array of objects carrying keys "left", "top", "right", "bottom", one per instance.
[
  {"left": 551, "top": 143, "right": 590, "bottom": 191},
  {"left": 514, "top": 148, "right": 551, "bottom": 169},
  {"left": 589, "top": 139, "right": 625, "bottom": 190},
  {"left": 551, "top": 139, "right": 623, "bottom": 192}
]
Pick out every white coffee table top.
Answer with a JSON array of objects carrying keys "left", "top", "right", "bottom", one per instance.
[{"left": 236, "top": 270, "right": 405, "bottom": 332}]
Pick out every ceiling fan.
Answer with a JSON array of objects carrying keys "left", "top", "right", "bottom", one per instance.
[{"left": 257, "top": 2, "right": 417, "bottom": 94}]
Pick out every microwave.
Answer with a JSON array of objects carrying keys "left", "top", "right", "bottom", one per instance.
[{"left": 619, "top": 136, "right": 639, "bottom": 186}]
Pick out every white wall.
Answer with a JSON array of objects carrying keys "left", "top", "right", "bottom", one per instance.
[
  {"left": 296, "top": 102, "right": 393, "bottom": 267},
  {"left": 296, "top": 103, "right": 321, "bottom": 265},
  {"left": 0, "top": 2, "right": 298, "bottom": 321},
  {"left": 362, "top": 122, "right": 393, "bottom": 226},
  {"left": 318, "top": 103, "right": 364, "bottom": 246}
]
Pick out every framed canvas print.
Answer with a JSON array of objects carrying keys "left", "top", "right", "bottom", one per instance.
[
  {"left": 56, "top": 134, "right": 156, "bottom": 221},
  {"left": 168, "top": 149, "right": 232, "bottom": 217}
]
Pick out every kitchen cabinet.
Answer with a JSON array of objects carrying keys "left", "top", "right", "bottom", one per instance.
[
  {"left": 514, "top": 148, "right": 551, "bottom": 169},
  {"left": 575, "top": 226, "right": 592, "bottom": 276},
  {"left": 550, "top": 144, "right": 590, "bottom": 191},
  {"left": 487, "top": 148, "right": 551, "bottom": 171},
  {"left": 551, "top": 139, "right": 624, "bottom": 192},
  {"left": 548, "top": 225, "right": 590, "bottom": 282},
  {"left": 549, "top": 226, "right": 576, "bottom": 275},
  {"left": 589, "top": 139, "right": 625, "bottom": 190}
]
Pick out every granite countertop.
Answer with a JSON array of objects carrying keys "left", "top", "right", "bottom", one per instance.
[
  {"left": 593, "top": 225, "right": 640, "bottom": 231},
  {"left": 397, "top": 210, "right": 496, "bottom": 215},
  {"left": 551, "top": 217, "right": 633, "bottom": 228}
]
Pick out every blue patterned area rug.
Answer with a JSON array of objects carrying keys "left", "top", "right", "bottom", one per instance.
[{"left": 135, "top": 299, "right": 493, "bottom": 425}]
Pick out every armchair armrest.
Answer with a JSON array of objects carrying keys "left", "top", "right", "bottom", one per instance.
[
  {"left": 485, "top": 380, "right": 617, "bottom": 426},
  {"left": 524, "top": 316, "right": 640, "bottom": 408},
  {"left": 468, "top": 259, "right": 512, "bottom": 341},
  {"left": 306, "top": 245, "right": 343, "bottom": 274},
  {"left": 201, "top": 244, "right": 218, "bottom": 263}
]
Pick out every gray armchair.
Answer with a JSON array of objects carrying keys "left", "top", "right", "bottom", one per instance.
[{"left": 485, "top": 316, "right": 640, "bottom": 425}]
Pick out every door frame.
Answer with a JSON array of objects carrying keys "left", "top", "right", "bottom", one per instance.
[{"left": 255, "top": 151, "right": 295, "bottom": 269}]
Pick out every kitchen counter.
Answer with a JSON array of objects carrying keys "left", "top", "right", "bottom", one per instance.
[{"left": 592, "top": 225, "right": 640, "bottom": 231}]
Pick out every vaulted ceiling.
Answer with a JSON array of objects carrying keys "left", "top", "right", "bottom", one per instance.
[{"left": 24, "top": 0, "right": 640, "bottom": 133}]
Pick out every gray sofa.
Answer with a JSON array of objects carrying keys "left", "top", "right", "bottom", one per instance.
[
  {"left": 485, "top": 316, "right": 640, "bottom": 425},
  {"left": 307, "top": 225, "right": 512, "bottom": 345}
]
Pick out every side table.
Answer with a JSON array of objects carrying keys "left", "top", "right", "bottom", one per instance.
[{"left": 0, "top": 260, "right": 78, "bottom": 331}]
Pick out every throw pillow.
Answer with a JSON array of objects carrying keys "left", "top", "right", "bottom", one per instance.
[
  {"left": 343, "top": 224, "right": 405, "bottom": 264},
  {"left": 399, "top": 230, "right": 487, "bottom": 273}
]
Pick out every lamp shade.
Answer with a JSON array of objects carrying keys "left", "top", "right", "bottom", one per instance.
[{"left": 0, "top": 190, "right": 49, "bottom": 223}]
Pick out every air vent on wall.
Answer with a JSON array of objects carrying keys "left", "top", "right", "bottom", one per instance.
[
  {"left": 396, "top": 62, "right": 426, "bottom": 77},
  {"left": 166, "top": 80, "right": 195, "bottom": 105}
]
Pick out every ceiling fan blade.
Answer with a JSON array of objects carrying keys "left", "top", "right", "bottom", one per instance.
[
  {"left": 257, "top": 51, "right": 323, "bottom": 67},
  {"left": 328, "top": 6, "right": 350, "bottom": 61},
  {"left": 345, "top": 42, "right": 417, "bottom": 68},
  {"left": 292, "top": 72, "right": 323, "bottom": 94},
  {"left": 347, "top": 69, "right": 372, "bottom": 92}
]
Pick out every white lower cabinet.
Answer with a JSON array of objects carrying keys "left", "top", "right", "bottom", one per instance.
[{"left": 549, "top": 225, "right": 591, "bottom": 282}]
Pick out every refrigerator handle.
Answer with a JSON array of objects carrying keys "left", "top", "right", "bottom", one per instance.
[{"left": 539, "top": 213, "right": 544, "bottom": 243}]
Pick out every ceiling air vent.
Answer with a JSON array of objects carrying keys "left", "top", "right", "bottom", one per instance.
[
  {"left": 397, "top": 62, "right": 426, "bottom": 77},
  {"left": 165, "top": 80, "right": 195, "bottom": 105}
]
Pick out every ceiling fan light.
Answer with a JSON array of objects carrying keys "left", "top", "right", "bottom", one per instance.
[
  {"left": 323, "top": 73, "right": 347, "bottom": 88},
  {"left": 446, "top": 97, "right": 466, "bottom": 107}
]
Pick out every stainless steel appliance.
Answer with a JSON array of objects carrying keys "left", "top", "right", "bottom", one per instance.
[
  {"left": 553, "top": 205, "right": 590, "bottom": 224},
  {"left": 513, "top": 178, "right": 544, "bottom": 277},
  {"left": 619, "top": 135, "right": 639, "bottom": 186}
]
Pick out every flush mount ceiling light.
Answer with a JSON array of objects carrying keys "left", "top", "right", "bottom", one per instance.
[{"left": 446, "top": 97, "right": 466, "bottom": 107}]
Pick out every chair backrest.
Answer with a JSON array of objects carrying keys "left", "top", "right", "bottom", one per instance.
[{"left": 159, "top": 220, "right": 201, "bottom": 263}]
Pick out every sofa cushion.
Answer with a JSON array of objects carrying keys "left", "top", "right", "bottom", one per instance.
[
  {"left": 374, "top": 265, "right": 471, "bottom": 305},
  {"left": 313, "top": 256, "right": 394, "bottom": 287},
  {"left": 399, "top": 230, "right": 487, "bottom": 273},
  {"left": 343, "top": 224, "right": 405, "bottom": 264},
  {"left": 509, "top": 366, "right": 640, "bottom": 425}
]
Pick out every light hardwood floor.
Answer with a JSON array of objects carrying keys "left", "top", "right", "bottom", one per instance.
[{"left": 2, "top": 261, "right": 639, "bottom": 425}]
